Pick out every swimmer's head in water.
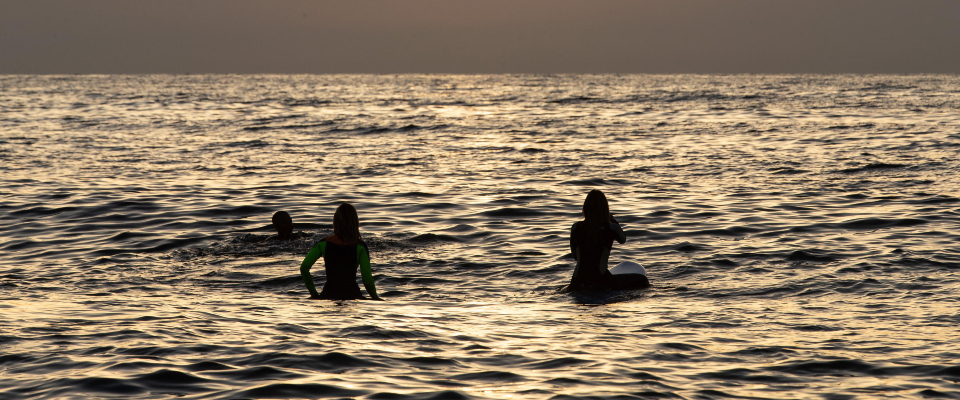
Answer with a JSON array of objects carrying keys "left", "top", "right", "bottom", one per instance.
[
  {"left": 582, "top": 189, "right": 610, "bottom": 228},
  {"left": 333, "top": 202, "right": 361, "bottom": 244},
  {"left": 272, "top": 211, "right": 293, "bottom": 238}
]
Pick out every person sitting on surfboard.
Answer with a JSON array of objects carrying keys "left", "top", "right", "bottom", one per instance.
[
  {"left": 300, "top": 203, "right": 382, "bottom": 300},
  {"left": 563, "top": 189, "right": 648, "bottom": 292}
]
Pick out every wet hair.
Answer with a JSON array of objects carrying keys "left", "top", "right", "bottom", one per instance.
[
  {"left": 333, "top": 203, "right": 361, "bottom": 244},
  {"left": 582, "top": 189, "right": 610, "bottom": 229},
  {"left": 272, "top": 211, "right": 293, "bottom": 237}
]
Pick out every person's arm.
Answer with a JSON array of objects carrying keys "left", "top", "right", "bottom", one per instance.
[
  {"left": 569, "top": 222, "right": 579, "bottom": 259},
  {"left": 609, "top": 216, "right": 626, "bottom": 244},
  {"left": 357, "top": 244, "right": 381, "bottom": 300},
  {"left": 569, "top": 222, "right": 581, "bottom": 281},
  {"left": 300, "top": 241, "right": 326, "bottom": 298}
]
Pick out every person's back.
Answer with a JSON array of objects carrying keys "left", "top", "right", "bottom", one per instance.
[
  {"left": 312, "top": 234, "right": 371, "bottom": 299},
  {"left": 569, "top": 219, "right": 624, "bottom": 288}
]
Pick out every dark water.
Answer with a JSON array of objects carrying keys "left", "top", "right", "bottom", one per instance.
[{"left": 2, "top": 74, "right": 960, "bottom": 399}]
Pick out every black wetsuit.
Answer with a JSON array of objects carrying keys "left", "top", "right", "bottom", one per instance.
[
  {"left": 568, "top": 220, "right": 628, "bottom": 290},
  {"left": 300, "top": 236, "right": 379, "bottom": 300}
]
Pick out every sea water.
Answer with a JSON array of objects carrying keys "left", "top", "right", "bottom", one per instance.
[{"left": 1, "top": 74, "right": 959, "bottom": 399}]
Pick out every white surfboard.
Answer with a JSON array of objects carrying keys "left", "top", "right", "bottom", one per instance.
[{"left": 609, "top": 261, "right": 646, "bottom": 276}]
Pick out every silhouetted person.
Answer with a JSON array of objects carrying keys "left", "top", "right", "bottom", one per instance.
[
  {"left": 562, "top": 189, "right": 646, "bottom": 292},
  {"left": 300, "top": 203, "right": 382, "bottom": 300},
  {"left": 272, "top": 211, "right": 294, "bottom": 240}
]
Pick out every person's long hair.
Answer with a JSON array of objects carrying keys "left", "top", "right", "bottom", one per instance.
[
  {"left": 333, "top": 202, "right": 361, "bottom": 244},
  {"left": 582, "top": 189, "right": 610, "bottom": 230}
]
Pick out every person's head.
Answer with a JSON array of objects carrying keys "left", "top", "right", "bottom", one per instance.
[
  {"left": 272, "top": 211, "right": 293, "bottom": 238},
  {"left": 582, "top": 189, "right": 610, "bottom": 227},
  {"left": 333, "top": 202, "right": 361, "bottom": 244}
]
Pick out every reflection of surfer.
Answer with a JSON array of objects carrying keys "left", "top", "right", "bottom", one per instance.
[
  {"left": 562, "top": 189, "right": 648, "bottom": 292},
  {"left": 299, "top": 203, "right": 382, "bottom": 301}
]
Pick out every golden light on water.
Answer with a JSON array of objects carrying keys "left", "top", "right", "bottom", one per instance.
[{"left": 2, "top": 74, "right": 959, "bottom": 398}]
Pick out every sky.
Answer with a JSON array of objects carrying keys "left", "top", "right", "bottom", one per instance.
[{"left": 1, "top": 0, "right": 958, "bottom": 74}]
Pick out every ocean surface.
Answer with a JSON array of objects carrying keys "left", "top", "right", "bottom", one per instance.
[{"left": 2, "top": 74, "right": 959, "bottom": 399}]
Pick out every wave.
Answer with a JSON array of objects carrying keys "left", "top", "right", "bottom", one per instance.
[
  {"left": 237, "top": 383, "right": 366, "bottom": 399},
  {"left": 168, "top": 230, "right": 457, "bottom": 261},
  {"left": 838, "top": 162, "right": 910, "bottom": 173},
  {"left": 4, "top": 74, "right": 960, "bottom": 400}
]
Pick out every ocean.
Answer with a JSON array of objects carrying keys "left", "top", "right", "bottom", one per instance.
[{"left": 1, "top": 74, "right": 959, "bottom": 399}]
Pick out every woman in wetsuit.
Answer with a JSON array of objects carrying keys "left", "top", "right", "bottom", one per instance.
[
  {"left": 300, "top": 203, "right": 382, "bottom": 300},
  {"left": 564, "top": 189, "right": 647, "bottom": 292}
]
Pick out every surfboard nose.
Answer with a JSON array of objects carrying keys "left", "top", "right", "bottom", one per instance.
[{"left": 610, "top": 261, "right": 646, "bottom": 276}]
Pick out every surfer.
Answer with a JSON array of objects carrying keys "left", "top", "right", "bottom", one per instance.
[
  {"left": 269, "top": 211, "right": 308, "bottom": 241},
  {"left": 562, "top": 189, "right": 648, "bottom": 292},
  {"left": 300, "top": 203, "right": 383, "bottom": 300},
  {"left": 271, "top": 211, "right": 295, "bottom": 240}
]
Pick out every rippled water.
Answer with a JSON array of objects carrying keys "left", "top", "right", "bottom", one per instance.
[{"left": 2, "top": 74, "right": 960, "bottom": 399}]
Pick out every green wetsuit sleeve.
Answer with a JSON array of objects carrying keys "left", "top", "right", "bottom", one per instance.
[
  {"left": 300, "top": 241, "right": 326, "bottom": 297},
  {"left": 357, "top": 244, "right": 380, "bottom": 300}
]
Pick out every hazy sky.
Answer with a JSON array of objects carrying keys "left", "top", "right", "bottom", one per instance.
[{"left": 2, "top": 0, "right": 958, "bottom": 74}]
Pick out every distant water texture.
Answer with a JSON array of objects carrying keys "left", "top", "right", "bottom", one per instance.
[{"left": 2, "top": 75, "right": 960, "bottom": 399}]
